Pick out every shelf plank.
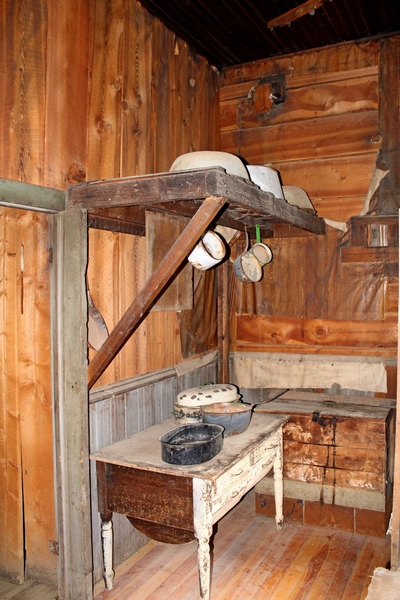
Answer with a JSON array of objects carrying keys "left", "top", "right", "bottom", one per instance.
[{"left": 67, "top": 167, "right": 326, "bottom": 235}]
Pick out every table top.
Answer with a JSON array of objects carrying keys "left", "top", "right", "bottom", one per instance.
[{"left": 91, "top": 413, "right": 288, "bottom": 481}]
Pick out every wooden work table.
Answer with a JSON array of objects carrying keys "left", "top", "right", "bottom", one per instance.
[{"left": 91, "top": 412, "right": 288, "bottom": 600}]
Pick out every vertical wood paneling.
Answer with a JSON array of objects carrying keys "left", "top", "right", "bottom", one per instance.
[
  {"left": 45, "top": 0, "right": 89, "bottom": 187},
  {"left": 0, "top": 0, "right": 91, "bottom": 586},
  {"left": 377, "top": 36, "right": 400, "bottom": 214},
  {"left": 0, "top": 0, "right": 219, "bottom": 589},
  {"left": 18, "top": 211, "right": 57, "bottom": 583},
  {"left": 121, "top": 1, "right": 154, "bottom": 175},
  {"left": 0, "top": 210, "right": 24, "bottom": 583},
  {"left": 86, "top": 0, "right": 220, "bottom": 387},
  {"left": 87, "top": 0, "right": 125, "bottom": 180},
  {"left": 0, "top": 0, "right": 47, "bottom": 184}
]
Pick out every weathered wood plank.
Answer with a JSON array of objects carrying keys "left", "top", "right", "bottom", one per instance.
[
  {"left": 376, "top": 36, "right": 400, "bottom": 214},
  {"left": 68, "top": 168, "right": 326, "bottom": 234},
  {"left": 341, "top": 247, "right": 398, "bottom": 263},
  {"left": 45, "top": 0, "right": 89, "bottom": 188},
  {"left": 221, "top": 41, "right": 380, "bottom": 86},
  {"left": 0, "top": 210, "right": 24, "bottom": 583},
  {"left": 221, "top": 74, "right": 378, "bottom": 131},
  {"left": 221, "top": 111, "right": 380, "bottom": 163},
  {"left": 220, "top": 65, "right": 379, "bottom": 103},
  {"left": 0, "top": 180, "right": 65, "bottom": 213},
  {"left": 146, "top": 211, "right": 192, "bottom": 311},
  {"left": 19, "top": 211, "right": 57, "bottom": 584},
  {"left": 87, "top": 0, "right": 125, "bottom": 180},
  {"left": 52, "top": 208, "right": 93, "bottom": 599},
  {"left": 236, "top": 316, "right": 397, "bottom": 349}
]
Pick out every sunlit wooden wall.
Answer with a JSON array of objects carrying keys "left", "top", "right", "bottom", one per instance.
[
  {"left": 220, "top": 39, "right": 399, "bottom": 393},
  {"left": 86, "top": 0, "right": 220, "bottom": 387},
  {"left": 0, "top": 0, "right": 89, "bottom": 584},
  {"left": 0, "top": 0, "right": 219, "bottom": 584}
]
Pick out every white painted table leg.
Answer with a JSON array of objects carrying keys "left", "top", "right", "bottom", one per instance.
[
  {"left": 273, "top": 430, "right": 284, "bottom": 531},
  {"left": 193, "top": 478, "right": 213, "bottom": 600},
  {"left": 101, "top": 519, "right": 114, "bottom": 589}
]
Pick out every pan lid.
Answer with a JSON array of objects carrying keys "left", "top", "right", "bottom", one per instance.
[{"left": 177, "top": 383, "right": 239, "bottom": 407}]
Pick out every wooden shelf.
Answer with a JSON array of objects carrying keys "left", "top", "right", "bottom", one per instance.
[{"left": 67, "top": 167, "right": 326, "bottom": 236}]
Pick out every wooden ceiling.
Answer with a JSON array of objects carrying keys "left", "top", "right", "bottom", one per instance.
[{"left": 138, "top": 0, "right": 400, "bottom": 68}]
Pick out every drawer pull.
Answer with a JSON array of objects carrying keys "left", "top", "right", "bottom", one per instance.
[{"left": 232, "top": 469, "right": 244, "bottom": 477}]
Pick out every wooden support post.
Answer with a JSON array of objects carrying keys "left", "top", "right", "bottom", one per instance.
[
  {"left": 51, "top": 209, "right": 93, "bottom": 599},
  {"left": 88, "top": 196, "right": 227, "bottom": 389},
  {"left": 218, "top": 256, "right": 230, "bottom": 383}
]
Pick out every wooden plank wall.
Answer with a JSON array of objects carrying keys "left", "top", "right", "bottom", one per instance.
[
  {"left": 220, "top": 40, "right": 381, "bottom": 223},
  {"left": 89, "top": 360, "right": 218, "bottom": 582},
  {"left": 0, "top": 0, "right": 220, "bottom": 587},
  {"left": 220, "top": 40, "right": 398, "bottom": 383},
  {"left": 0, "top": 0, "right": 89, "bottom": 584},
  {"left": 86, "top": 0, "right": 220, "bottom": 388}
]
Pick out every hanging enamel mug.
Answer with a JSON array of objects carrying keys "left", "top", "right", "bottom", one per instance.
[
  {"left": 250, "top": 242, "right": 273, "bottom": 266},
  {"left": 233, "top": 232, "right": 263, "bottom": 283},
  {"left": 249, "top": 225, "right": 273, "bottom": 266},
  {"left": 188, "top": 231, "right": 226, "bottom": 270}
]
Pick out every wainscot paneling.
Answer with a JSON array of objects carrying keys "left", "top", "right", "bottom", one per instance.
[{"left": 89, "top": 358, "right": 218, "bottom": 582}]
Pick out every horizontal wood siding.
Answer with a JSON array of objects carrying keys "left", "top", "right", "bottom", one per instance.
[
  {"left": 220, "top": 41, "right": 381, "bottom": 223},
  {"left": 89, "top": 360, "right": 217, "bottom": 582},
  {"left": 221, "top": 39, "right": 398, "bottom": 369}
]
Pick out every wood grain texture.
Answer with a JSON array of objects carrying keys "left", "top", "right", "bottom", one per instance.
[
  {"left": 45, "top": 0, "right": 89, "bottom": 188},
  {"left": 236, "top": 315, "right": 397, "bottom": 350},
  {"left": 86, "top": 0, "right": 221, "bottom": 387},
  {"left": 18, "top": 212, "right": 57, "bottom": 584},
  {"left": 376, "top": 36, "right": 400, "bottom": 214},
  {"left": 93, "top": 489, "right": 391, "bottom": 600},
  {"left": 221, "top": 111, "right": 380, "bottom": 163},
  {"left": 221, "top": 75, "right": 379, "bottom": 132},
  {"left": 221, "top": 40, "right": 380, "bottom": 86},
  {"left": 0, "top": 210, "right": 24, "bottom": 583},
  {"left": 220, "top": 40, "right": 381, "bottom": 224}
]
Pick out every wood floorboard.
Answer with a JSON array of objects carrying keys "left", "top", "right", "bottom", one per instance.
[
  {"left": 93, "top": 490, "right": 392, "bottom": 600},
  {"left": 305, "top": 530, "right": 350, "bottom": 600},
  {"left": 1, "top": 488, "right": 391, "bottom": 600},
  {"left": 0, "top": 578, "right": 58, "bottom": 600}
]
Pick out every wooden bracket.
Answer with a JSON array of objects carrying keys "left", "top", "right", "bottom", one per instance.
[{"left": 87, "top": 196, "right": 227, "bottom": 389}]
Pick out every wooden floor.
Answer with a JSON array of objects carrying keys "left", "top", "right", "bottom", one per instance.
[
  {"left": 0, "top": 577, "right": 58, "bottom": 599},
  {"left": 0, "top": 490, "right": 391, "bottom": 600},
  {"left": 94, "top": 490, "right": 391, "bottom": 600}
]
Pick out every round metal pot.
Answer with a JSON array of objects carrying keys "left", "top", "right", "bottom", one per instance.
[
  {"left": 202, "top": 389, "right": 289, "bottom": 435},
  {"left": 159, "top": 423, "right": 224, "bottom": 465},
  {"left": 202, "top": 402, "right": 253, "bottom": 435}
]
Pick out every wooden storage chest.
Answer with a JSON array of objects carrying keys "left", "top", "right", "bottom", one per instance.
[{"left": 254, "top": 392, "right": 395, "bottom": 537}]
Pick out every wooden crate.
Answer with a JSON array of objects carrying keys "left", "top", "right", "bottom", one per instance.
[{"left": 255, "top": 392, "right": 395, "bottom": 537}]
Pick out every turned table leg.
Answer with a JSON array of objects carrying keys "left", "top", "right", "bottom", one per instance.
[
  {"left": 193, "top": 478, "right": 213, "bottom": 600},
  {"left": 101, "top": 515, "right": 114, "bottom": 589},
  {"left": 273, "top": 432, "right": 284, "bottom": 531}
]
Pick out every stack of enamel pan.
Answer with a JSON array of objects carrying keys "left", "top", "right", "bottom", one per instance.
[{"left": 173, "top": 383, "right": 240, "bottom": 425}]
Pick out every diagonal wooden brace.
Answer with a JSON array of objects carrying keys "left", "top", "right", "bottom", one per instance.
[{"left": 88, "top": 195, "right": 227, "bottom": 389}]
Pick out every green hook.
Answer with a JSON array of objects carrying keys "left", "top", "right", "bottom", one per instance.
[{"left": 255, "top": 224, "right": 261, "bottom": 243}]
